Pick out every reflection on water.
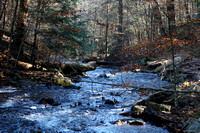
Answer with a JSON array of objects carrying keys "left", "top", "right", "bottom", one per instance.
[{"left": 0, "top": 67, "right": 170, "bottom": 133}]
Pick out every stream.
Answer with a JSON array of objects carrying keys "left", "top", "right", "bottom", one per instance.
[{"left": 0, "top": 67, "right": 171, "bottom": 133}]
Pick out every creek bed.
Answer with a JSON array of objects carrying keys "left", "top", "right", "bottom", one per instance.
[{"left": 0, "top": 67, "right": 171, "bottom": 133}]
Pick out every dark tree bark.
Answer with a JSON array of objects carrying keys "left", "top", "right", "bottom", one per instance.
[
  {"left": 6, "top": 0, "right": 19, "bottom": 67},
  {"left": 105, "top": 1, "right": 109, "bottom": 60},
  {"left": 152, "top": 0, "right": 166, "bottom": 36},
  {"left": 12, "top": 0, "right": 29, "bottom": 58},
  {"left": 184, "top": 0, "right": 191, "bottom": 21},
  {"left": 118, "top": 0, "right": 123, "bottom": 49},
  {"left": 0, "top": 0, "right": 7, "bottom": 41},
  {"left": 167, "top": 0, "right": 176, "bottom": 34},
  {"left": 197, "top": 0, "right": 200, "bottom": 18},
  {"left": 31, "top": 0, "right": 41, "bottom": 68}
]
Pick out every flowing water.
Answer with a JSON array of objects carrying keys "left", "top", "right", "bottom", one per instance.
[{"left": 0, "top": 67, "right": 171, "bottom": 133}]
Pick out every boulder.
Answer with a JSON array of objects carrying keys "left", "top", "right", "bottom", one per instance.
[
  {"left": 105, "top": 99, "right": 115, "bottom": 105},
  {"left": 38, "top": 97, "right": 60, "bottom": 106},
  {"left": 115, "top": 119, "right": 145, "bottom": 126},
  {"left": 146, "top": 101, "right": 171, "bottom": 112},
  {"left": 131, "top": 105, "right": 146, "bottom": 115},
  {"left": 53, "top": 77, "right": 72, "bottom": 86},
  {"left": 98, "top": 74, "right": 109, "bottom": 78},
  {"left": 128, "top": 120, "right": 146, "bottom": 126}
]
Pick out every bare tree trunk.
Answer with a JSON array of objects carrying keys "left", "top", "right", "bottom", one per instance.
[
  {"left": 0, "top": 0, "right": 7, "bottom": 41},
  {"left": 167, "top": 0, "right": 176, "bottom": 34},
  {"left": 31, "top": 0, "right": 40, "bottom": 68},
  {"left": 118, "top": 0, "right": 123, "bottom": 49},
  {"left": 13, "top": 0, "right": 29, "bottom": 58},
  {"left": 197, "top": 0, "right": 200, "bottom": 18},
  {"left": 153, "top": 0, "right": 166, "bottom": 36},
  {"left": 6, "top": 0, "right": 19, "bottom": 69},
  {"left": 184, "top": 0, "right": 191, "bottom": 21},
  {"left": 105, "top": 1, "right": 109, "bottom": 60},
  {"left": 167, "top": 0, "right": 178, "bottom": 108}
]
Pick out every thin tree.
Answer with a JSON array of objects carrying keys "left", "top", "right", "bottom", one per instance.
[
  {"left": 6, "top": 0, "right": 19, "bottom": 69},
  {"left": 105, "top": 0, "right": 109, "bottom": 60},
  {"left": 13, "top": 0, "right": 29, "bottom": 57}
]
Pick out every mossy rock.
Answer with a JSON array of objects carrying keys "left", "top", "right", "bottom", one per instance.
[
  {"left": 116, "top": 119, "right": 145, "bottom": 126},
  {"left": 131, "top": 105, "right": 146, "bottom": 115},
  {"left": 128, "top": 119, "right": 146, "bottom": 126},
  {"left": 54, "top": 77, "right": 72, "bottom": 86},
  {"left": 146, "top": 101, "right": 171, "bottom": 112}
]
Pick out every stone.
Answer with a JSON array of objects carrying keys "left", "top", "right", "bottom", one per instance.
[
  {"left": 131, "top": 105, "right": 146, "bottom": 115},
  {"left": 115, "top": 119, "right": 145, "bottom": 126},
  {"left": 146, "top": 101, "right": 171, "bottom": 112},
  {"left": 128, "top": 120, "right": 146, "bottom": 126},
  {"left": 38, "top": 97, "right": 60, "bottom": 106},
  {"left": 105, "top": 99, "right": 115, "bottom": 105},
  {"left": 54, "top": 77, "right": 72, "bottom": 86},
  {"left": 98, "top": 74, "right": 109, "bottom": 78}
]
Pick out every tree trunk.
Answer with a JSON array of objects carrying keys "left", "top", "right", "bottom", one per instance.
[
  {"left": 6, "top": 0, "right": 19, "bottom": 67},
  {"left": 105, "top": 1, "right": 109, "bottom": 60},
  {"left": 184, "top": 0, "right": 191, "bottom": 21},
  {"left": 153, "top": 0, "right": 166, "bottom": 36},
  {"left": 31, "top": 0, "right": 40, "bottom": 68},
  {"left": 118, "top": 0, "right": 123, "bottom": 50},
  {"left": 12, "top": 0, "right": 29, "bottom": 58},
  {"left": 167, "top": 0, "right": 176, "bottom": 35},
  {"left": 0, "top": 0, "right": 7, "bottom": 41},
  {"left": 197, "top": 0, "right": 200, "bottom": 18}
]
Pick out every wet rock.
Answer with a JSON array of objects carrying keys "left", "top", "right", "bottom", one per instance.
[
  {"left": 102, "top": 97, "right": 106, "bottom": 101},
  {"left": 39, "top": 97, "right": 54, "bottom": 104},
  {"left": 114, "top": 99, "right": 119, "bottom": 103},
  {"left": 115, "top": 119, "right": 145, "bottom": 126},
  {"left": 146, "top": 102, "right": 171, "bottom": 112},
  {"left": 128, "top": 120, "right": 146, "bottom": 126},
  {"left": 105, "top": 99, "right": 115, "bottom": 105},
  {"left": 98, "top": 74, "right": 109, "bottom": 78},
  {"left": 142, "top": 107, "right": 172, "bottom": 126},
  {"left": 110, "top": 92, "right": 121, "bottom": 96},
  {"left": 100, "top": 120, "right": 104, "bottom": 124},
  {"left": 38, "top": 97, "right": 60, "bottom": 106},
  {"left": 119, "top": 112, "right": 131, "bottom": 116},
  {"left": 145, "top": 91, "right": 174, "bottom": 105},
  {"left": 53, "top": 77, "right": 72, "bottom": 86},
  {"left": 77, "top": 102, "right": 82, "bottom": 106},
  {"left": 131, "top": 105, "right": 146, "bottom": 115}
]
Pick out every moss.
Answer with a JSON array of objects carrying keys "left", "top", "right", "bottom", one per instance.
[
  {"left": 54, "top": 77, "right": 72, "bottom": 86},
  {"left": 131, "top": 105, "right": 146, "bottom": 114},
  {"left": 146, "top": 102, "right": 171, "bottom": 112}
]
